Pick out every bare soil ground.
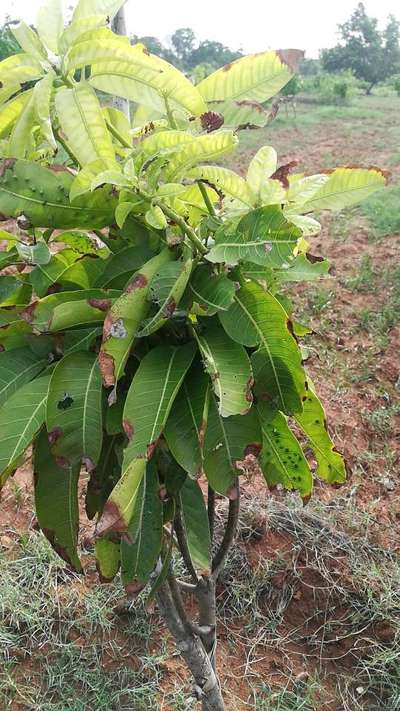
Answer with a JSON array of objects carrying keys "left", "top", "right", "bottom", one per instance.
[{"left": 1, "top": 94, "right": 400, "bottom": 710}]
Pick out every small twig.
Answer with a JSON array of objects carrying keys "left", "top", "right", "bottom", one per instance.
[
  {"left": 153, "top": 200, "right": 207, "bottom": 255},
  {"left": 212, "top": 478, "right": 240, "bottom": 579},
  {"left": 198, "top": 180, "right": 216, "bottom": 217},
  {"left": 174, "top": 509, "right": 199, "bottom": 585},
  {"left": 164, "top": 96, "right": 178, "bottom": 129},
  {"left": 208, "top": 485, "right": 215, "bottom": 544}
]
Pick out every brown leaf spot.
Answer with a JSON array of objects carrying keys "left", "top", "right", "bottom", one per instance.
[
  {"left": 0, "top": 158, "right": 16, "bottom": 177},
  {"left": 126, "top": 273, "right": 148, "bottom": 292},
  {"left": 123, "top": 418, "right": 134, "bottom": 440},
  {"left": 276, "top": 49, "right": 304, "bottom": 73},
  {"left": 55, "top": 456, "right": 70, "bottom": 469},
  {"left": 83, "top": 457, "right": 95, "bottom": 472},
  {"left": 21, "top": 301, "right": 38, "bottom": 323},
  {"left": 48, "top": 164, "right": 75, "bottom": 175},
  {"left": 222, "top": 61, "right": 233, "bottom": 72},
  {"left": 48, "top": 427, "right": 63, "bottom": 446},
  {"left": 96, "top": 500, "right": 128, "bottom": 537},
  {"left": 99, "top": 350, "right": 115, "bottom": 387},
  {"left": 88, "top": 298, "right": 111, "bottom": 312},
  {"left": 146, "top": 440, "right": 158, "bottom": 459},
  {"left": 200, "top": 111, "right": 225, "bottom": 133},
  {"left": 244, "top": 442, "right": 261, "bottom": 458},
  {"left": 245, "top": 377, "right": 254, "bottom": 403},
  {"left": 163, "top": 298, "right": 176, "bottom": 318},
  {"left": 270, "top": 160, "right": 299, "bottom": 188},
  {"left": 198, "top": 419, "right": 207, "bottom": 449}
]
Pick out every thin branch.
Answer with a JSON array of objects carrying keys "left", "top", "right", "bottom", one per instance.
[
  {"left": 153, "top": 199, "right": 208, "bottom": 255},
  {"left": 105, "top": 119, "right": 132, "bottom": 149},
  {"left": 174, "top": 508, "right": 199, "bottom": 585},
  {"left": 198, "top": 180, "right": 216, "bottom": 217},
  {"left": 212, "top": 478, "right": 240, "bottom": 579},
  {"left": 208, "top": 485, "right": 215, "bottom": 544}
]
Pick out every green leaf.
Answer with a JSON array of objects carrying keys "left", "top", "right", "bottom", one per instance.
[
  {"left": 55, "top": 83, "right": 116, "bottom": 168},
  {"left": 0, "top": 159, "right": 116, "bottom": 229},
  {"left": 96, "top": 457, "right": 146, "bottom": 536},
  {"left": 36, "top": 0, "right": 64, "bottom": 53},
  {"left": 30, "top": 250, "right": 83, "bottom": 297},
  {"left": 0, "top": 275, "right": 31, "bottom": 307},
  {"left": 179, "top": 478, "right": 210, "bottom": 572},
  {"left": 247, "top": 146, "right": 277, "bottom": 198},
  {"left": 46, "top": 352, "right": 103, "bottom": 469},
  {"left": 53, "top": 231, "right": 106, "bottom": 256},
  {"left": 7, "top": 94, "right": 37, "bottom": 159},
  {"left": 99, "top": 248, "right": 173, "bottom": 388},
  {"left": 275, "top": 254, "right": 331, "bottom": 283},
  {"left": 138, "top": 259, "right": 192, "bottom": 336},
  {"left": 145, "top": 204, "right": 167, "bottom": 230},
  {"left": 61, "top": 254, "right": 105, "bottom": 289},
  {"left": 33, "top": 429, "right": 82, "bottom": 572},
  {"left": 122, "top": 342, "right": 196, "bottom": 464},
  {"left": 206, "top": 206, "right": 301, "bottom": 268},
  {"left": 0, "top": 346, "right": 47, "bottom": 407},
  {"left": 164, "top": 131, "right": 238, "bottom": 181},
  {"left": 64, "top": 326, "right": 102, "bottom": 355},
  {"left": 204, "top": 395, "right": 261, "bottom": 494},
  {"left": 197, "top": 323, "right": 253, "bottom": 417},
  {"left": 0, "top": 373, "right": 50, "bottom": 486},
  {"left": 197, "top": 50, "right": 303, "bottom": 103},
  {"left": 95, "top": 538, "right": 120, "bottom": 581},
  {"left": 96, "top": 245, "right": 154, "bottom": 289},
  {"left": 33, "top": 71, "right": 57, "bottom": 150},
  {"left": 17, "top": 241, "right": 51, "bottom": 265},
  {"left": 294, "top": 386, "right": 347, "bottom": 485},
  {"left": 187, "top": 166, "right": 253, "bottom": 205},
  {"left": 121, "top": 463, "right": 163, "bottom": 592},
  {"left": 164, "top": 362, "right": 209, "bottom": 478},
  {"left": 187, "top": 265, "right": 236, "bottom": 316},
  {"left": 219, "top": 281, "right": 306, "bottom": 414},
  {"left": 258, "top": 402, "right": 312, "bottom": 498},
  {"left": 301, "top": 167, "right": 387, "bottom": 212}
]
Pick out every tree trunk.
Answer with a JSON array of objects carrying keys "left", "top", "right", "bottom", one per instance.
[
  {"left": 111, "top": 7, "right": 130, "bottom": 119},
  {"left": 157, "top": 583, "right": 225, "bottom": 710}
]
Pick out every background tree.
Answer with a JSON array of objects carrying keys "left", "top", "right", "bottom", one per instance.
[
  {"left": 0, "top": 19, "right": 19, "bottom": 61},
  {"left": 171, "top": 27, "right": 196, "bottom": 68},
  {"left": 321, "top": 2, "right": 400, "bottom": 93}
]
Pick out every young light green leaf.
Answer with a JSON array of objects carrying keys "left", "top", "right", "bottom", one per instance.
[
  {"left": 7, "top": 94, "right": 37, "bottom": 158},
  {"left": 95, "top": 538, "right": 120, "bottom": 582},
  {"left": 0, "top": 91, "right": 33, "bottom": 139},
  {"left": 164, "top": 131, "right": 238, "bottom": 181},
  {"left": 187, "top": 166, "right": 253, "bottom": 205},
  {"left": 204, "top": 395, "right": 261, "bottom": 494},
  {"left": 138, "top": 259, "right": 192, "bottom": 337},
  {"left": 36, "top": 0, "right": 64, "bottom": 53},
  {"left": 55, "top": 83, "right": 116, "bottom": 168},
  {"left": 11, "top": 22, "right": 48, "bottom": 62},
  {"left": 258, "top": 402, "right": 312, "bottom": 499},
  {"left": 145, "top": 204, "right": 167, "bottom": 230},
  {"left": 122, "top": 342, "right": 196, "bottom": 465},
  {"left": 17, "top": 241, "right": 51, "bottom": 265},
  {"left": 301, "top": 167, "right": 387, "bottom": 212},
  {"left": 197, "top": 323, "right": 253, "bottom": 417},
  {"left": 247, "top": 146, "right": 277, "bottom": 198},
  {"left": 294, "top": 386, "right": 347, "bottom": 485},
  {"left": 46, "top": 351, "right": 103, "bottom": 469},
  {"left": 219, "top": 281, "right": 306, "bottom": 414},
  {"left": 34, "top": 429, "right": 82, "bottom": 572},
  {"left": 179, "top": 478, "right": 211, "bottom": 572},
  {"left": 0, "top": 373, "right": 51, "bottom": 486},
  {"left": 33, "top": 71, "right": 57, "bottom": 150},
  {"left": 121, "top": 464, "right": 163, "bottom": 592},
  {"left": 99, "top": 249, "right": 173, "bottom": 388}
]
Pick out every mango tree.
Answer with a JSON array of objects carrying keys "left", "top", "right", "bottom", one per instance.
[{"left": 0, "top": 1, "right": 387, "bottom": 708}]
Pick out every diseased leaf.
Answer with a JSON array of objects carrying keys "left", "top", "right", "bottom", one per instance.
[
  {"left": 187, "top": 166, "right": 253, "bottom": 205},
  {"left": 204, "top": 395, "right": 261, "bottom": 494},
  {"left": 24, "top": 289, "right": 120, "bottom": 333},
  {"left": 46, "top": 352, "right": 103, "bottom": 469},
  {"left": 99, "top": 249, "right": 173, "bottom": 388},
  {"left": 0, "top": 346, "right": 48, "bottom": 407},
  {"left": 138, "top": 259, "right": 192, "bottom": 336},
  {"left": 0, "top": 373, "right": 51, "bottom": 486},
  {"left": 258, "top": 402, "right": 312, "bottom": 498},
  {"left": 197, "top": 50, "right": 304, "bottom": 103},
  {"left": 197, "top": 323, "right": 253, "bottom": 417},
  {"left": 96, "top": 245, "right": 154, "bottom": 289},
  {"left": 34, "top": 429, "right": 82, "bottom": 572},
  {"left": 219, "top": 281, "right": 306, "bottom": 414},
  {"left": 275, "top": 254, "right": 331, "bottom": 283},
  {"left": 96, "top": 457, "right": 146, "bottom": 536},
  {"left": 179, "top": 478, "right": 210, "bottom": 572},
  {"left": 121, "top": 464, "right": 163, "bottom": 592},
  {"left": 164, "top": 362, "right": 209, "bottom": 478},
  {"left": 294, "top": 386, "right": 347, "bottom": 485},
  {"left": 122, "top": 342, "right": 196, "bottom": 464}
]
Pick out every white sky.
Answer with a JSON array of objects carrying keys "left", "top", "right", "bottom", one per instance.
[{"left": 2, "top": 0, "right": 400, "bottom": 57}]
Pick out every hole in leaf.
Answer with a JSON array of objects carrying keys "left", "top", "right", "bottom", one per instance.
[{"left": 57, "top": 393, "right": 74, "bottom": 410}]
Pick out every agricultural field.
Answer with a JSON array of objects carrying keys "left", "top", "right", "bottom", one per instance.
[{"left": 1, "top": 93, "right": 400, "bottom": 710}]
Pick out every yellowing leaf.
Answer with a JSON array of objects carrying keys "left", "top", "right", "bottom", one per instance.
[
  {"left": 302, "top": 167, "right": 387, "bottom": 212},
  {"left": 36, "top": 0, "right": 64, "bottom": 53}
]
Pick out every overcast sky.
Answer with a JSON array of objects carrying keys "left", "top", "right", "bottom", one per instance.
[{"left": 2, "top": 0, "right": 400, "bottom": 57}]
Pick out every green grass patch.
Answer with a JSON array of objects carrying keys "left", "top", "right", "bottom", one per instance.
[{"left": 362, "top": 184, "right": 400, "bottom": 238}]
